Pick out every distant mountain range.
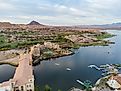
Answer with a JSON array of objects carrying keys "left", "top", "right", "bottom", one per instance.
[
  {"left": 0, "top": 21, "right": 45, "bottom": 26},
  {"left": 76, "top": 22, "right": 121, "bottom": 29},
  {"left": 0, "top": 21, "right": 121, "bottom": 29}
]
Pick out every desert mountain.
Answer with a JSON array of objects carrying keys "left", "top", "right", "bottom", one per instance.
[
  {"left": 28, "top": 21, "right": 44, "bottom": 26},
  {"left": 0, "top": 22, "right": 12, "bottom": 27}
]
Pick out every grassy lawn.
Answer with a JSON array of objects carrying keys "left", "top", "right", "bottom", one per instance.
[{"left": 96, "top": 33, "right": 114, "bottom": 40}]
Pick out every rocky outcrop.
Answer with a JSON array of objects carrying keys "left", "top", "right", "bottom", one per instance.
[
  {"left": 30, "top": 44, "right": 41, "bottom": 57},
  {"left": 28, "top": 21, "right": 44, "bottom": 26},
  {"left": 44, "top": 42, "right": 60, "bottom": 50}
]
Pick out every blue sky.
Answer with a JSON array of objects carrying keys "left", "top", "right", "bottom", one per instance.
[{"left": 0, "top": 0, "right": 121, "bottom": 25}]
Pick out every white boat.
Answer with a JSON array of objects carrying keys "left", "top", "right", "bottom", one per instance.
[
  {"left": 69, "top": 87, "right": 83, "bottom": 91},
  {"left": 76, "top": 80, "right": 84, "bottom": 85},
  {"left": 66, "top": 68, "right": 71, "bottom": 71},
  {"left": 55, "top": 63, "right": 60, "bottom": 66}
]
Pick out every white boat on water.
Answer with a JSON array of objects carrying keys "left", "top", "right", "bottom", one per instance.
[
  {"left": 69, "top": 87, "right": 83, "bottom": 91},
  {"left": 76, "top": 80, "right": 84, "bottom": 85},
  {"left": 66, "top": 68, "right": 71, "bottom": 71},
  {"left": 55, "top": 63, "right": 60, "bottom": 66}
]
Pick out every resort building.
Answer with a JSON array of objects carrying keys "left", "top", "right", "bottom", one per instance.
[
  {"left": 107, "top": 75, "right": 121, "bottom": 91},
  {"left": 44, "top": 42, "right": 60, "bottom": 50},
  {"left": 0, "top": 53, "right": 34, "bottom": 91}
]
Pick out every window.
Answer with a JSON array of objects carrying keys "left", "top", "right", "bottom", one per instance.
[
  {"left": 29, "top": 79, "right": 32, "bottom": 82},
  {"left": 11, "top": 83, "right": 14, "bottom": 87},
  {"left": 21, "top": 86, "right": 24, "bottom": 91},
  {"left": 16, "top": 90, "right": 19, "bottom": 91},
  {"left": 14, "top": 87, "right": 19, "bottom": 91},
  {"left": 27, "top": 85, "right": 28, "bottom": 87},
  {"left": 29, "top": 84, "right": 31, "bottom": 87},
  {"left": 27, "top": 90, "right": 32, "bottom": 91}
]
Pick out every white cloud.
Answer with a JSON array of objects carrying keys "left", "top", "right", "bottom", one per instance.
[
  {"left": 86, "top": 0, "right": 121, "bottom": 17},
  {"left": 0, "top": 0, "right": 121, "bottom": 25},
  {"left": 0, "top": 2, "right": 14, "bottom": 10}
]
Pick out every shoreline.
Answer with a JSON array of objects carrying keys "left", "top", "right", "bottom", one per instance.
[
  {"left": 0, "top": 61, "right": 18, "bottom": 67},
  {"left": 33, "top": 51, "right": 75, "bottom": 66},
  {"left": 0, "top": 42, "right": 114, "bottom": 67}
]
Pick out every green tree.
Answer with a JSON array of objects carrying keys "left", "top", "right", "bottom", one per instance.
[
  {"left": 35, "top": 85, "right": 41, "bottom": 91},
  {"left": 58, "top": 89, "right": 62, "bottom": 91},
  {"left": 83, "top": 80, "right": 93, "bottom": 91},
  {"left": 44, "top": 85, "right": 52, "bottom": 91}
]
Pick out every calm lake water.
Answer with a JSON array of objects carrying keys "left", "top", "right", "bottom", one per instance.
[{"left": 0, "top": 30, "right": 121, "bottom": 91}]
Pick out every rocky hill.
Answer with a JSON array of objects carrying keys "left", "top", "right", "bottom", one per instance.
[
  {"left": 0, "top": 21, "right": 46, "bottom": 30},
  {"left": 0, "top": 22, "right": 12, "bottom": 27},
  {"left": 28, "top": 21, "right": 44, "bottom": 26}
]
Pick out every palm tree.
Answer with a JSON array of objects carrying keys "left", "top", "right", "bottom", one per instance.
[{"left": 83, "top": 80, "right": 93, "bottom": 91}]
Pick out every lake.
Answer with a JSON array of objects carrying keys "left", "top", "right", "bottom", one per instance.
[{"left": 0, "top": 30, "right": 121, "bottom": 91}]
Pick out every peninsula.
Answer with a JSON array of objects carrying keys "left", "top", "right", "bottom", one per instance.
[{"left": 0, "top": 21, "right": 114, "bottom": 66}]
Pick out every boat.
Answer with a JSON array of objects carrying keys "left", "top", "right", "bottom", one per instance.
[
  {"left": 76, "top": 80, "right": 84, "bottom": 85},
  {"left": 66, "top": 68, "right": 71, "bottom": 71},
  {"left": 55, "top": 63, "right": 60, "bottom": 66},
  {"left": 69, "top": 87, "right": 83, "bottom": 91}
]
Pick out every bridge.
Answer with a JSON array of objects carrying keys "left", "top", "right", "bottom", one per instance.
[{"left": 0, "top": 47, "right": 35, "bottom": 91}]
